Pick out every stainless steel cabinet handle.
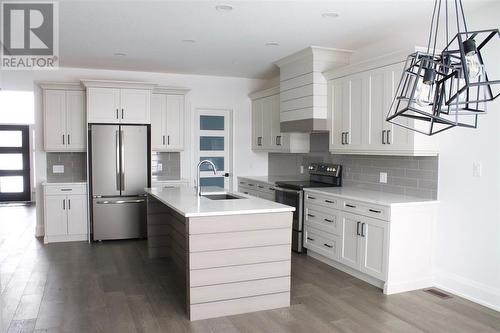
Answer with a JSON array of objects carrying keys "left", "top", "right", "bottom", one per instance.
[
  {"left": 257, "top": 185, "right": 264, "bottom": 189},
  {"left": 121, "top": 108, "right": 124, "bottom": 119},
  {"left": 276, "top": 136, "right": 282, "bottom": 146},
  {"left": 307, "top": 237, "right": 315, "bottom": 241},
  {"left": 62, "top": 134, "right": 65, "bottom": 145},
  {"left": 345, "top": 204, "right": 356, "bottom": 208},
  {"left": 307, "top": 214, "right": 315, "bottom": 218},
  {"left": 162, "top": 135, "right": 165, "bottom": 145},
  {"left": 324, "top": 218, "right": 334, "bottom": 223},
  {"left": 62, "top": 199, "right": 65, "bottom": 210},
  {"left": 68, "top": 199, "right": 71, "bottom": 210},
  {"left": 60, "top": 188, "right": 72, "bottom": 192},
  {"left": 239, "top": 182, "right": 246, "bottom": 185},
  {"left": 257, "top": 137, "right": 262, "bottom": 146},
  {"left": 361, "top": 223, "right": 366, "bottom": 237},
  {"left": 116, "top": 109, "right": 119, "bottom": 119},
  {"left": 248, "top": 184, "right": 254, "bottom": 187},
  {"left": 345, "top": 131, "right": 349, "bottom": 145},
  {"left": 369, "top": 209, "right": 381, "bottom": 213},
  {"left": 167, "top": 135, "right": 170, "bottom": 145},
  {"left": 308, "top": 196, "right": 316, "bottom": 200},
  {"left": 323, "top": 243, "right": 333, "bottom": 248},
  {"left": 387, "top": 130, "right": 391, "bottom": 144},
  {"left": 325, "top": 200, "right": 335, "bottom": 204},
  {"left": 356, "top": 221, "right": 361, "bottom": 235},
  {"left": 67, "top": 134, "right": 70, "bottom": 145},
  {"left": 382, "top": 130, "right": 386, "bottom": 144},
  {"left": 341, "top": 132, "right": 345, "bottom": 145}
]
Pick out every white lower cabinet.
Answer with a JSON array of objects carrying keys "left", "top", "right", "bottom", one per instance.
[
  {"left": 237, "top": 178, "right": 276, "bottom": 201},
  {"left": 303, "top": 189, "right": 437, "bottom": 295},
  {"left": 43, "top": 184, "right": 88, "bottom": 244}
]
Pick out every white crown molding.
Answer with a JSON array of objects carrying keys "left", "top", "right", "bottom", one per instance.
[
  {"left": 248, "top": 86, "right": 280, "bottom": 100},
  {"left": 152, "top": 86, "right": 190, "bottom": 95},
  {"left": 274, "top": 46, "right": 353, "bottom": 68},
  {"left": 37, "top": 81, "right": 84, "bottom": 90},
  {"left": 80, "top": 79, "right": 157, "bottom": 90}
]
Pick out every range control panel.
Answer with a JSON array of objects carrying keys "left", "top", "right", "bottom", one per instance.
[{"left": 308, "top": 163, "right": 342, "bottom": 177}]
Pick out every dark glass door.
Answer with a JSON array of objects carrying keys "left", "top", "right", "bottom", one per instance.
[{"left": 0, "top": 125, "right": 31, "bottom": 202}]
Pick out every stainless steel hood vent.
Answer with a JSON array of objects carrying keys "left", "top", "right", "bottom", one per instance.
[{"left": 275, "top": 47, "right": 352, "bottom": 132}]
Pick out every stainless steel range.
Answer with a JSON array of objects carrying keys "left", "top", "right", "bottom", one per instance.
[{"left": 274, "top": 163, "right": 342, "bottom": 253}]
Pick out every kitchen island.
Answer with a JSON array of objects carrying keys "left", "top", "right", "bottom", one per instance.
[{"left": 145, "top": 186, "right": 295, "bottom": 321}]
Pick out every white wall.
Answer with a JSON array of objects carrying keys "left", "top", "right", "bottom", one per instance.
[{"left": 0, "top": 67, "right": 270, "bottom": 236}]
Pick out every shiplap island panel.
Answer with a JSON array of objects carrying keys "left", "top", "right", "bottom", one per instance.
[{"left": 145, "top": 186, "right": 294, "bottom": 321}]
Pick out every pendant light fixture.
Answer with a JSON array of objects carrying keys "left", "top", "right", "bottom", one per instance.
[{"left": 387, "top": 0, "right": 498, "bottom": 135}]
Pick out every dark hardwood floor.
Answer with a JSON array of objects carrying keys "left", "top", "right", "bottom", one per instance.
[{"left": 1, "top": 204, "right": 499, "bottom": 332}]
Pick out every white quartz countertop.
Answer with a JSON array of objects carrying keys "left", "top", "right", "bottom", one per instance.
[
  {"left": 42, "top": 182, "right": 87, "bottom": 186},
  {"left": 304, "top": 186, "right": 439, "bottom": 206},
  {"left": 145, "top": 186, "right": 295, "bottom": 217},
  {"left": 238, "top": 175, "right": 308, "bottom": 185}
]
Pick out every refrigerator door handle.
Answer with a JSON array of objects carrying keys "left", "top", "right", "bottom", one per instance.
[
  {"left": 120, "top": 129, "right": 125, "bottom": 191},
  {"left": 115, "top": 130, "right": 120, "bottom": 192}
]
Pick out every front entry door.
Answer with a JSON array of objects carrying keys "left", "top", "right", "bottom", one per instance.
[
  {"left": 194, "top": 109, "right": 232, "bottom": 190},
  {"left": 0, "top": 125, "right": 31, "bottom": 202}
]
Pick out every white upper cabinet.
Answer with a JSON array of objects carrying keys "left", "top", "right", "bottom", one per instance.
[
  {"left": 325, "top": 52, "right": 438, "bottom": 156},
  {"left": 82, "top": 80, "right": 156, "bottom": 124},
  {"left": 150, "top": 87, "right": 188, "bottom": 152},
  {"left": 250, "top": 87, "right": 309, "bottom": 153},
  {"left": 42, "top": 83, "right": 86, "bottom": 152}
]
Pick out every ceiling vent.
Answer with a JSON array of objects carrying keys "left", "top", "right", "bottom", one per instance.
[{"left": 275, "top": 46, "right": 352, "bottom": 132}]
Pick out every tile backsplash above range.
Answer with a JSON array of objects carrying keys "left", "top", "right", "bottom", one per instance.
[{"left": 269, "top": 133, "right": 438, "bottom": 199}]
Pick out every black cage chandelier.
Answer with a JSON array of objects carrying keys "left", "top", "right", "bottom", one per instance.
[{"left": 386, "top": 0, "right": 500, "bottom": 136}]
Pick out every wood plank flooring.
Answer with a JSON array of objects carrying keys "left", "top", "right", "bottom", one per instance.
[{"left": 1, "top": 204, "right": 499, "bottom": 332}]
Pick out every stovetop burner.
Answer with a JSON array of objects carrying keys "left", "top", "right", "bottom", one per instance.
[
  {"left": 274, "top": 180, "right": 337, "bottom": 190},
  {"left": 274, "top": 163, "right": 342, "bottom": 190}
]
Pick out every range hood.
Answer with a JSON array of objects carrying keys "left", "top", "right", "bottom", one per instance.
[{"left": 275, "top": 46, "right": 352, "bottom": 132}]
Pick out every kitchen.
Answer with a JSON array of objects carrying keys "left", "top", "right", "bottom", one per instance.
[{"left": 0, "top": 0, "right": 499, "bottom": 332}]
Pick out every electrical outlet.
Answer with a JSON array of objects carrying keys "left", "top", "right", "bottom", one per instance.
[
  {"left": 157, "top": 163, "right": 163, "bottom": 172},
  {"left": 52, "top": 165, "right": 64, "bottom": 174},
  {"left": 300, "top": 165, "right": 305, "bottom": 174},
  {"left": 473, "top": 162, "right": 482, "bottom": 177},
  {"left": 379, "top": 172, "right": 388, "bottom": 183}
]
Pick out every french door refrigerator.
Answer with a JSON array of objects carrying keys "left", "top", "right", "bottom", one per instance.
[{"left": 90, "top": 124, "right": 149, "bottom": 240}]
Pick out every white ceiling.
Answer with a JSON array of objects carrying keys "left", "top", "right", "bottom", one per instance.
[{"left": 58, "top": 0, "right": 495, "bottom": 79}]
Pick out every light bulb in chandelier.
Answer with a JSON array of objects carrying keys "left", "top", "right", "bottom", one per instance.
[
  {"left": 415, "top": 68, "right": 435, "bottom": 107},
  {"left": 463, "top": 38, "right": 483, "bottom": 79}
]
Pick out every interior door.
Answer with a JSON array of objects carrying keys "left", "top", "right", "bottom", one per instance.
[
  {"left": 195, "top": 109, "right": 232, "bottom": 189},
  {"left": 91, "top": 125, "right": 121, "bottom": 197},
  {"left": 0, "top": 125, "right": 31, "bottom": 202},
  {"left": 120, "top": 125, "right": 148, "bottom": 196}
]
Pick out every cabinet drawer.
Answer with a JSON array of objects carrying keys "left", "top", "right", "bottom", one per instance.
[
  {"left": 341, "top": 199, "right": 389, "bottom": 221},
  {"left": 304, "top": 205, "right": 341, "bottom": 236},
  {"left": 304, "top": 227, "right": 340, "bottom": 261},
  {"left": 304, "top": 192, "right": 340, "bottom": 210},
  {"left": 44, "top": 184, "right": 87, "bottom": 195}
]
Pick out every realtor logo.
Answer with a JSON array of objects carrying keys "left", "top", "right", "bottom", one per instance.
[{"left": 1, "top": 1, "right": 59, "bottom": 69}]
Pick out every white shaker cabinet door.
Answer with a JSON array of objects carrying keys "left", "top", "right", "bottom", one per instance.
[
  {"left": 252, "top": 99, "right": 264, "bottom": 150},
  {"left": 359, "top": 217, "right": 387, "bottom": 280},
  {"left": 150, "top": 93, "right": 165, "bottom": 150},
  {"left": 45, "top": 196, "right": 67, "bottom": 236},
  {"left": 165, "top": 94, "right": 184, "bottom": 151},
  {"left": 120, "top": 89, "right": 151, "bottom": 124},
  {"left": 339, "top": 212, "right": 361, "bottom": 270},
  {"left": 66, "top": 194, "right": 88, "bottom": 236},
  {"left": 66, "top": 90, "right": 86, "bottom": 151},
  {"left": 87, "top": 87, "right": 121, "bottom": 123},
  {"left": 44, "top": 89, "right": 67, "bottom": 150}
]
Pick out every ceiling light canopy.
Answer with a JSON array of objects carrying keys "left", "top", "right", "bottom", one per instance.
[
  {"left": 265, "top": 42, "right": 280, "bottom": 46},
  {"left": 181, "top": 39, "right": 196, "bottom": 43},
  {"left": 113, "top": 52, "right": 126, "bottom": 57},
  {"left": 322, "top": 12, "right": 339, "bottom": 19}
]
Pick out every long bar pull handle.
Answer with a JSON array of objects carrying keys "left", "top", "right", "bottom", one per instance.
[
  {"left": 323, "top": 243, "right": 333, "bottom": 248},
  {"left": 345, "top": 204, "right": 356, "bottom": 208},
  {"left": 68, "top": 199, "right": 71, "bottom": 210},
  {"left": 162, "top": 135, "right": 165, "bottom": 145},
  {"left": 121, "top": 108, "right": 124, "bottom": 119},
  {"left": 346, "top": 131, "right": 349, "bottom": 145},
  {"left": 120, "top": 129, "right": 125, "bottom": 191},
  {"left": 62, "top": 199, "right": 65, "bottom": 210},
  {"left": 387, "top": 130, "right": 391, "bottom": 144},
  {"left": 382, "top": 130, "right": 386, "bottom": 144},
  {"left": 369, "top": 209, "right": 382, "bottom": 214},
  {"left": 62, "top": 134, "right": 65, "bottom": 145},
  {"left": 356, "top": 221, "right": 360, "bottom": 236},
  {"left": 341, "top": 132, "right": 344, "bottom": 145},
  {"left": 306, "top": 237, "right": 315, "bottom": 241},
  {"left": 325, "top": 200, "right": 335, "bottom": 204},
  {"left": 116, "top": 130, "right": 120, "bottom": 191},
  {"left": 167, "top": 135, "right": 170, "bottom": 145},
  {"left": 307, "top": 196, "right": 316, "bottom": 200},
  {"left": 324, "top": 218, "right": 334, "bottom": 223},
  {"left": 307, "top": 214, "right": 315, "bottom": 218},
  {"left": 116, "top": 109, "right": 119, "bottom": 119},
  {"left": 361, "top": 223, "right": 366, "bottom": 237},
  {"left": 67, "top": 134, "right": 70, "bottom": 145}
]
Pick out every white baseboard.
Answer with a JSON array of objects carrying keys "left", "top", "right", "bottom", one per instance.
[
  {"left": 35, "top": 224, "right": 44, "bottom": 237},
  {"left": 434, "top": 270, "right": 500, "bottom": 312}
]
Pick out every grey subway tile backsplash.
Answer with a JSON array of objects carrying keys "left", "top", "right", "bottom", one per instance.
[
  {"left": 152, "top": 152, "right": 180, "bottom": 181},
  {"left": 269, "top": 152, "right": 439, "bottom": 199},
  {"left": 46, "top": 152, "right": 87, "bottom": 183}
]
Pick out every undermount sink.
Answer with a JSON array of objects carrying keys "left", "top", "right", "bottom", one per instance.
[{"left": 202, "top": 193, "right": 244, "bottom": 200}]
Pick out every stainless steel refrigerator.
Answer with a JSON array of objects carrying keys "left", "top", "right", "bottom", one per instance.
[{"left": 90, "top": 124, "right": 149, "bottom": 240}]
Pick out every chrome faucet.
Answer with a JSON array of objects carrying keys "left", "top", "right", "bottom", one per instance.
[{"left": 197, "top": 160, "right": 217, "bottom": 196}]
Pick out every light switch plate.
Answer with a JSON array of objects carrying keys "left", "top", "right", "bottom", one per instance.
[
  {"left": 52, "top": 165, "right": 64, "bottom": 174},
  {"left": 300, "top": 165, "right": 305, "bottom": 174},
  {"left": 473, "top": 162, "right": 482, "bottom": 177},
  {"left": 379, "top": 172, "right": 388, "bottom": 183}
]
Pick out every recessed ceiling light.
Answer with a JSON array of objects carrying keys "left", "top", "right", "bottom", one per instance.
[
  {"left": 265, "top": 42, "right": 280, "bottom": 46},
  {"left": 181, "top": 39, "right": 196, "bottom": 43},
  {"left": 113, "top": 52, "right": 127, "bottom": 57},
  {"left": 322, "top": 12, "right": 339, "bottom": 19},
  {"left": 216, "top": 4, "right": 233, "bottom": 11}
]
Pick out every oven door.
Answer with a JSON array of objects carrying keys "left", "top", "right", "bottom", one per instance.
[{"left": 274, "top": 187, "right": 303, "bottom": 253}]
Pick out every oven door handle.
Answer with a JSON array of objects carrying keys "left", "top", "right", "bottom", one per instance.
[{"left": 273, "top": 187, "right": 302, "bottom": 194}]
